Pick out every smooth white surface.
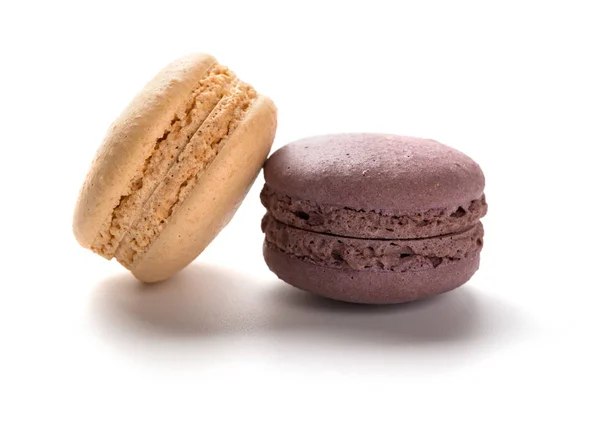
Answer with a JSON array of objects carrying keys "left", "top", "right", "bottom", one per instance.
[{"left": 1, "top": 1, "right": 599, "bottom": 423}]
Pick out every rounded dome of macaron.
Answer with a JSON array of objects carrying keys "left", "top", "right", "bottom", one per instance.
[{"left": 264, "top": 133, "right": 485, "bottom": 214}]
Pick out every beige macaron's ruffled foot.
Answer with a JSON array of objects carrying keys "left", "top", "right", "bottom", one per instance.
[{"left": 73, "top": 53, "right": 277, "bottom": 282}]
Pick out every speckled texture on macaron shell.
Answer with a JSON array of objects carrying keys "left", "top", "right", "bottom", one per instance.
[
  {"left": 263, "top": 134, "right": 485, "bottom": 214},
  {"left": 261, "top": 134, "right": 486, "bottom": 304}
]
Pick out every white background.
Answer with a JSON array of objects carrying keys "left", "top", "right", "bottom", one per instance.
[{"left": 1, "top": 1, "right": 599, "bottom": 423}]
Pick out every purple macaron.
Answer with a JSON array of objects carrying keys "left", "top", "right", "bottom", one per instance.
[{"left": 261, "top": 134, "right": 487, "bottom": 304}]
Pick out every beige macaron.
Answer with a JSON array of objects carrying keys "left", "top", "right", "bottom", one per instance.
[{"left": 73, "top": 53, "right": 277, "bottom": 282}]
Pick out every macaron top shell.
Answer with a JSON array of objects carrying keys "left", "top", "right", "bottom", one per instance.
[{"left": 263, "top": 134, "right": 485, "bottom": 215}]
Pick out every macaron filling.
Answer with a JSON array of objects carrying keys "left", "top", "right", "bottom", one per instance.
[
  {"left": 91, "top": 64, "right": 238, "bottom": 258},
  {"left": 115, "top": 81, "right": 257, "bottom": 267},
  {"left": 261, "top": 184, "right": 487, "bottom": 239},
  {"left": 262, "top": 213, "right": 483, "bottom": 272}
]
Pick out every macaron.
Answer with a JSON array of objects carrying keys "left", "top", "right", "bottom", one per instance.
[
  {"left": 261, "top": 134, "right": 487, "bottom": 304},
  {"left": 74, "top": 53, "right": 277, "bottom": 282}
]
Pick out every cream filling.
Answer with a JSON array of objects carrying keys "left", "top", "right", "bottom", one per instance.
[
  {"left": 91, "top": 64, "right": 235, "bottom": 258},
  {"left": 115, "top": 81, "right": 257, "bottom": 267}
]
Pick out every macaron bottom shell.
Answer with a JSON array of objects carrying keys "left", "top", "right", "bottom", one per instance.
[{"left": 264, "top": 242, "right": 480, "bottom": 305}]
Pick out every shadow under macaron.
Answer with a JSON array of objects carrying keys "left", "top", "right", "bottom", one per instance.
[
  {"left": 265, "top": 283, "right": 483, "bottom": 344},
  {"left": 89, "top": 263, "right": 265, "bottom": 339},
  {"left": 90, "top": 262, "right": 524, "bottom": 353}
]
